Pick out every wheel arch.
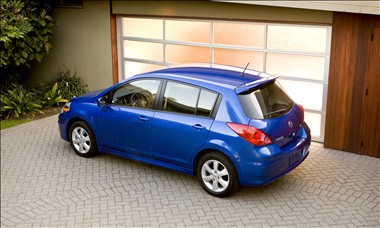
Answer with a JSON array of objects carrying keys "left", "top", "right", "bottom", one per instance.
[
  {"left": 193, "top": 148, "right": 215, "bottom": 175},
  {"left": 193, "top": 147, "right": 240, "bottom": 182},
  {"left": 66, "top": 117, "right": 92, "bottom": 142}
]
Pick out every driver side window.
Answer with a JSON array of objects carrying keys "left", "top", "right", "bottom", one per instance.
[{"left": 111, "top": 79, "right": 160, "bottom": 109}]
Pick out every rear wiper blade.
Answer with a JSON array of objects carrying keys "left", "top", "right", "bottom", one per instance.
[{"left": 265, "top": 109, "right": 287, "bottom": 118}]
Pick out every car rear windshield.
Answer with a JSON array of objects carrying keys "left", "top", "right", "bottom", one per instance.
[{"left": 238, "top": 81, "right": 294, "bottom": 119}]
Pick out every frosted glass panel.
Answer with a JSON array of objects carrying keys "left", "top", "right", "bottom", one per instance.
[
  {"left": 266, "top": 53, "right": 325, "bottom": 81},
  {"left": 278, "top": 80, "right": 323, "bottom": 111},
  {"left": 267, "top": 25, "right": 327, "bottom": 53},
  {"left": 214, "top": 48, "right": 264, "bottom": 71},
  {"left": 122, "top": 18, "right": 163, "bottom": 39},
  {"left": 119, "top": 17, "right": 331, "bottom": 142},
  {"left": 167, "top": 45, "right": 210, "bottom": 63},
  {"left": 123, "top": 41, "right": 163, "bottom": 61},
  {"left": 166, "top": 20, "right": 210, "bottom": 43},
  {"left": 214, "top": 22, "right": 265, "bottom": 47},
  {"left": 124, "top": 62, "right": 165, "bottom": 79},
  {"left": 305, "top": 112, "right": 321, "bottom": 138}
]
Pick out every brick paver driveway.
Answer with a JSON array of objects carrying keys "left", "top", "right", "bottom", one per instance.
[{"left": 1, "top": 115, "right": 379, "bottom": 227}]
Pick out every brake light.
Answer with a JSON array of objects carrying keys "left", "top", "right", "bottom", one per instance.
[
  {"left": 298, "top": 104, "right": 304, "bottom": 123},
  {"left": 226, "top": 123, "right": 272, "bottom": 146}
]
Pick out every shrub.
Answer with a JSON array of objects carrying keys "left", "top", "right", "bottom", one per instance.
[
  {"left": 1, "top": 0, "right": 54, "bottom": 69},
  {"left": 36, "top": 69, "right": 89, "bottom": 100},
  {"left": 55, "top": 69, "right": 89, "bottom": 100},
  {"left": 0, "top": 84, "right": 43, "bottom": 118},
  {"left": 41, "top": 82, "right": 68, "bottom": 108},
  {"left": 0, "top": 69, "right": 88, "bottom": 119}
]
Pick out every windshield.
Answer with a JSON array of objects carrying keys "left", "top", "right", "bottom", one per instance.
[{"left": 238, "top": 81, "right": 294, "bottom": 119}]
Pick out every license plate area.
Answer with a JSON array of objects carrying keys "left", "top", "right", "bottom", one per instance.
[{"left": 289, "top": 150, "right": 301, "bottom": 166}]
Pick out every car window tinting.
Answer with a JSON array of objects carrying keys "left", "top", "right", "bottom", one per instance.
[
  {"left": 111, "top": 79, "right": 160, "bottom": 109},
  {"left": 163, "top": 82, "right": 199, "bottom": 115},
  {"left": 162, "top": 81, "right": 218, "bottom": 117},
  {"left": 238, "top": 81, "right": 294, "bottom": 119},
  {"left": 197, "top": 90, "right": 218, "bottom": 117}
]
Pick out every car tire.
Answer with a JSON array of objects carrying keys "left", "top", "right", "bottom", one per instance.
[
  {"left": 197, "top": 152, "right": 239, "bottom": 197},
  {"left": 69, "top": 121, "right": 98, "bottom": 158}
]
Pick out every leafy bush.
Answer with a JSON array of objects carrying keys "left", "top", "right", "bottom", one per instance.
[
  {"left": 0, "top": 69, "right": 88, "bottom": 119},
  {"left": 1, "top": 0, "right": 54, "bottom": 69},
  {"left": 42, "top": 83, "right": 68, "bottom": 108},
  {"left": 0, "top": 84, "right": 43, "bottom": 118},
  {"left": 39, "top": 69, "right": 89, "bottom": 100},
  {"left": 55, "top": 69, "right": 89, "bottom": 100}
]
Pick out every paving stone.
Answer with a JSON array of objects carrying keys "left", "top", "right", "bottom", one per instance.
[{"left": 1, "top": 115, "right": 379, "bottom": 227}]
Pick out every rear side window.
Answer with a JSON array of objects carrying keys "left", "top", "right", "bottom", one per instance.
[
  {"left": 163, "top": 81, "right": 218, "bottom": 117},
  {"left": 238, "top": 81, "right": 294, "bottom": 119},
  {"left": 197, "top": 90, "right": 218, "bottom": 117}
]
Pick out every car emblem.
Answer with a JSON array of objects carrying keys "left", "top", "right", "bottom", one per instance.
[{"left": 288, "top": 121, "right": 293, "bottom": 128}]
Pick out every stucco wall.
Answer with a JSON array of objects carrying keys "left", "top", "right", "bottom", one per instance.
[
  {"left": 32, "top": 1, "right": 332, "bottom": 91},
  {"left": 31, "top": 0, "right": 113, "bottom": 91},
  {"left": 112, "top": 0, "right": 332, "bottom": 24}
]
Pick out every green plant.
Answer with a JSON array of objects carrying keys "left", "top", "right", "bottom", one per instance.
[
  {"left": 42, "top": 82, "right": 68, "bottom": 108},
  {"left": 45, "top": 69, "right": 89, "bottom": 100},
  {"left": 0, "top": 85, "right": 43, "bottom": 118},
  {"left": 1, "top": 0, "right": 54, "bottom": 69}
]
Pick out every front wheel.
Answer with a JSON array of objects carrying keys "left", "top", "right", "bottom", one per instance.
[
  {"left": 197, "top": 152, "right": 239, "bottom": 197},
  {"left": 69, "top": 121, "right": 98, "bottom": 157}
]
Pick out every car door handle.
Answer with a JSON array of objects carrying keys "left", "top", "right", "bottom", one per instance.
[
  {"left": 138, "top": 116, "right": 149, "bottom": 122},
  {"left": 192, "top": 124, "right": 205, "bottom": 130}
]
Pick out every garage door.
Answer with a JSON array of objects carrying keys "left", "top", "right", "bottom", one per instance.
[{"left": 118, "top": 17, "right": 331, "bottom": 142}]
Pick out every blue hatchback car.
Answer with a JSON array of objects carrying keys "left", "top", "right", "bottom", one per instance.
[{"left": 58, "top": 65, "right": 311, "bottom": 197}]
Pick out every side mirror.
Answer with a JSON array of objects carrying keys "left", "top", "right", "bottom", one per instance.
[{"left": 97, "top": 97, "right": 107, "bottom": 107}]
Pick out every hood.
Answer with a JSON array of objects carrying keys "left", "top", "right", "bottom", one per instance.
[{"left": 71, "top": 89, "right": 104, "bottom": 102}]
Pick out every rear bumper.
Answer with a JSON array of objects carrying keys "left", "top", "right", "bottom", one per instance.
[
  {"left": 237, "top": 124, "right": 311, "bottom": 186},
  {"left": 238, "top": 145, "right": 309, "bottom": 186}
]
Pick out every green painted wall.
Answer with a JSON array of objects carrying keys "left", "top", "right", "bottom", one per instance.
[{"left": 31, "top": 1, "right": 113, "bottom": 91}]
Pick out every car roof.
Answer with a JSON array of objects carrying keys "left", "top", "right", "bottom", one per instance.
[{"left": 135, "top": 64, "right": 274, "bottom": 91}]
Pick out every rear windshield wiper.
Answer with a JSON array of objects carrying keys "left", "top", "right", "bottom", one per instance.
[{"left": 265, "top": 109, "right": 288, "bottom": 118}]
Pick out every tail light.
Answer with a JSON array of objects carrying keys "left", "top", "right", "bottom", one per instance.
[
  {"left": 298, "top": 104, "right": 304, "bottom": 123},
  {"left": 226, "top": 123, "right": 272, "bottom": 146}
]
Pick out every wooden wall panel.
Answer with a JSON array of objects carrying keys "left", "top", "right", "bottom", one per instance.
[
  {"left": 346, "top": 15, "right": 374, "bottom": 153},
  {"left": 361, "top": 27, "right": 380, "bottom": 157},
  {"left": 325, "top": 12, "right": 379, "bottom": 157},
  {"left": 110, "top": 14, "right": 119, "bottom": 84},
  {"left": 325, "top": 13, "right": 360, "bottom": 151}
]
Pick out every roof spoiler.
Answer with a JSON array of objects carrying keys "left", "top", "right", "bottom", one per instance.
[{"left": 235, "top": 76, "right": 278, "bottom": 94}]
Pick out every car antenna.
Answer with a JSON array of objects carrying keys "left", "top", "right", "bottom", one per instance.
[
  {"left": 241, "top": 62, "right": 250, "bottom": 77},
  {"left": 241, "top": 62, "right": 250, "bottom": 86}
]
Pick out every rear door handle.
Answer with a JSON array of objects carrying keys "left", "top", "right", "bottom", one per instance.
[
  {"left": 138, "top": 116, "right": 149, "bottom": 122},
  {"left": 192, "top": 124, "right": 205, "bottom": 130}
]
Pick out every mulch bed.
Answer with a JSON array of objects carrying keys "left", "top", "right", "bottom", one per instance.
[{"left": 26, "top": 106, "right": 62, "bottom": 120}]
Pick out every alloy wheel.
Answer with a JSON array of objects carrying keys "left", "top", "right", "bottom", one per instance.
[
  {"left": 201, "top": 159, "right": 230, "bottom": 193},
  {"left": 71, "top": 126, "right": 91, "bottom": 154}
]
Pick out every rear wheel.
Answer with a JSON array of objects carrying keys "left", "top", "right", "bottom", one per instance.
[
  {"left": 197, "top": 152, "right": 239, "bottom": 197},
  {"left": 69, "top": 121, "right": 98, "bottom": 157}
]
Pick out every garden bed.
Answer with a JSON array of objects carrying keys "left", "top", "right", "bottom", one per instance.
[{"left": 1, "top": 106, "right": 62, "bottom": 130}]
